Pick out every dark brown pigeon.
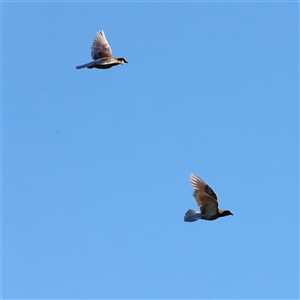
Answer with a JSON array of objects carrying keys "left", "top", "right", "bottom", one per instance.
[{"left": 184, "top": 173, "right": 233, "bottom": 222}]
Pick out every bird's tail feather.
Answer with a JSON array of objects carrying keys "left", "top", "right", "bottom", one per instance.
[
  {"left": 76, "top": 65, "right": 86, "bottom": 69},
  {"left": 184, "top": 209, "right": 201, "bottom": 222},
  {"left": 76, "top": 62, "right": 95, "bottom": 69}
]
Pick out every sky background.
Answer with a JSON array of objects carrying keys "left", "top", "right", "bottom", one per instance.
[{"left": 2, "top": 1, "right": 299, "bottom": 299}]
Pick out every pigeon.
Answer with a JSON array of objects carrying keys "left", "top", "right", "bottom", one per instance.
[
  {"left": 76, "top": 30, "right": 128, "bottom": 70},
  {"left": 184, "top": 173, "right": 233, "bottom": 222}
]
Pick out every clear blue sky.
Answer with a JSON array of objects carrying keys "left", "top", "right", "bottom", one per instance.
[{"left": 2, "top": 1, "right": 299, "bottom": 299}]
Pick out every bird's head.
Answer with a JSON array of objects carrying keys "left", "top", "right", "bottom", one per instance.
[
  {"left": 118, "top": 58, "right": 128, "bottom": 65},
  {"left": 222, "top": 210, "right": 233, "bottom": 217}
]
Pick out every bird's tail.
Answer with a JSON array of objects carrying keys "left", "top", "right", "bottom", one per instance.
[
  {"left": 76, "top": 62, "right": 95, "bottom": 69},
  {"left": 184, "top": 209, "right": 201, "bottom": 222},
  {"left": 76, "top": 64, "right": 86, "bottom": 69}
]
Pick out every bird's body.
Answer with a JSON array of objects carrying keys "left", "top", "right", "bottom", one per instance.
[
  {"left": 76, "top": 30, "right": 128, "bottom": 70},
  {"left": 76, "top": 58, "right": 126, "bottom": 69},
  {"left": 184, "top": 173, "right": 233, "bottom": 222}
]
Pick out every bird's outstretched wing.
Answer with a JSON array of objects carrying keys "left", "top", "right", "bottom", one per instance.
[
  {"left": 91, "top": 30, "right": 112, "bottom": 60},
  {"left": 190, "top": 173, "right": 218, "bottom": 200},
  {"left": 190, "top": 173, "right": 219, "bottom": 216}
]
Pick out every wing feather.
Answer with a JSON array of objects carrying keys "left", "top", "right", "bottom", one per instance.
[
  {"left": 91, "top": 30, "right": 112, "bottom": 60},
  {"left": 190, "top": 173, "right": 218, "bottom": 201},
  {"left": 190, "top": 173, "right": 219, "bottom": 216}
]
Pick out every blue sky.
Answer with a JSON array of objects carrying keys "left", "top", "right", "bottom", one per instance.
[{"left": 2, "top": 1, "right": 299, "bottom": 299}]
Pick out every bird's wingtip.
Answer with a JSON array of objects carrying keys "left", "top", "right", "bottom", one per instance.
[{"left": 190, "top": 173, "right": 196, "bottom": 179}]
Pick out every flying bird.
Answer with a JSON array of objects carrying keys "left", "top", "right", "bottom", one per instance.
[
  {"left": 184, "top": 173, "right": 233, "bottom": 222},
  {"left": 76, "top": 30, "right": 128, "bottom": 70}
]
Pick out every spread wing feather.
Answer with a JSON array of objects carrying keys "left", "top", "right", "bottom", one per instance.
[
  {"left": 91, "top": 30, "right": 112, "bottom": 60},
  {"left": 190, "top": 173, "right": 218, "bottom": 200},
  {"left": 190, "top": 173, "right": 219, "bottom": 216}
]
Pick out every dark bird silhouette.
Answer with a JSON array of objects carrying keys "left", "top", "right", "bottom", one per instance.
[
  {"left": 184, "top": 173, "right": 233, "bottom": 222},
  {"left": 76, "top": 30, "right": 128, "bottom": 70}
]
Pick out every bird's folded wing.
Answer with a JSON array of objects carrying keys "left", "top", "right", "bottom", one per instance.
[{"left": 91, "top": 30, "right": 112, "bottom": 60}]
